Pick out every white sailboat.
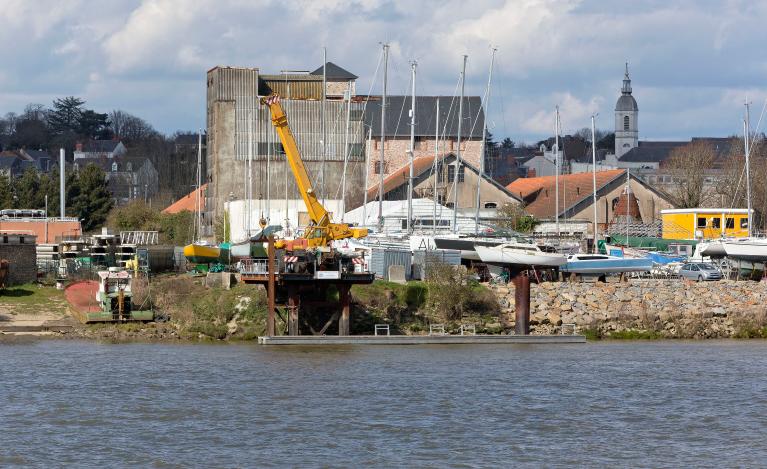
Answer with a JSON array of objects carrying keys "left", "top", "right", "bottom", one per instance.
[
  {"left": 475, "top": 241, "right": 567, "bottom": 267},
  {"left": 722, "top": 105, "right": 767, "bottom": 263}
]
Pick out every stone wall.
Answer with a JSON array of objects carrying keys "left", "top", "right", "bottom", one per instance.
[
  {"left": 0, "top": 236, "right": 37, "bottom": 286},
  {"left": 490, "top": 279, "right": 767, "bottom": 338}
]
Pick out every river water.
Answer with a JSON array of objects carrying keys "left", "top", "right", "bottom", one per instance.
[{"left": 1, "top": 340, "right": 766, "bottom": 467}]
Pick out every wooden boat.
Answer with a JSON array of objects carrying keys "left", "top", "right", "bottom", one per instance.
[
  {"left": 561, "top": 254, "right": 653, "bottom": 274},
  {"left": 475, "top": 242, "right": 567, "bottom": 267},
  {"left": 183, "top": 242, "right": 221, "bottom": 264}
]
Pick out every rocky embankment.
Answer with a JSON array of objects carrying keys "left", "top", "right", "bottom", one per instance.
[{"left": 490, "top": 279, "right": 767, "bottom": 338}]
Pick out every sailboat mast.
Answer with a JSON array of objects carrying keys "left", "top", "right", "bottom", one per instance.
[
  {"left": 196, "top": 129, "right": 202, "bottom": 240},
  {"left": 626, "top": 167, "right": 630, "bottom": 243},
  {"left": 247, "top": 112, "right": 253, "bottom": 238},
  {"left": 363, "top": 128, "right": 372, "bottom": 227},
  {"left": 453, "top": 55, "right": 467, "bottom": 234},
  {"left": 340, "top": 82, "right": 352, "bottom": 222},
  {"left": 378, "top": 43, "right": 389, "bottom": 227},
  {"left": 555, "top": 106, "right": 560, "bottom": 238},
  {"left": 321, "top": 47, "right": 327, "bottom": 206},
  {"left": 407, "top": 61, "right": 417, "bottom": 232},
  {"left": 744, "top": 103, "right": 752, "bottom": 237},
  {"left": 475, "top": 48, "right": 496, "bottom": 234},
  {"left": 591, "top": 115, "right": 598, "bottom": 252},
  {"left": 265, "top": 113, "right": 271, "bottom": 224},
  {"left": 433, "top": 98, "right": 439, "bottom": 235}
]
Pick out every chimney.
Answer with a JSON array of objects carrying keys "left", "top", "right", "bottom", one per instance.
[
  {"left": 528, "top": 168, "right": 536, "bottom": 178},
  {"left": 75, "top": 143, "right": 83, "bottom": 152}
]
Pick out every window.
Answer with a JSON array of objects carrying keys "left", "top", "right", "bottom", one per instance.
[
  {"left": 373, "top": 161, "right": 388, "bottom": 174},
  {"left": 726, "top": 218, "right": 735, "bottom": 229},
  {"left": 445, "top": 202, "right": 454, "bottom": 208},
  {"left": 447, "top": 164, "right": 465, "bottom": 183},
  {"left": 624, "top": 115, "right": 630, "bottom": 131},
  {"left": 126, "top": 162, "right": 133, "bottom": 172},
  {"left": 19, "top": 236, "right": 24, "bottom": 244},
  {"left": 711, "top": 218, "right": 721, "bottom": 229},
  {"left": 111, "top": 162, "right": 118, "bottom": 172},
  {"left": 697, "top": 217, "right": 707, "bottom": 228},
  {"left": 741, "top": 218, "right": 749, "bottom": 229},
  {"left": 690, "top": 265, "right": 700, "bottom": 271},
  {"left": 484, "top": 202, "right": 497, "bottom": 209}
]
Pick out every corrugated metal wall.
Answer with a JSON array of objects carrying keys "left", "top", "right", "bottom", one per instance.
[
  {"left": 412, "top": 249, "right": 461, "bottom": 280},
  {"left": 261, "top": 75, "right": 323, "bottom": 100},
  {"left": 370, "top": 248, "right": 412, "bottom": 280},
  {"left": 207, "top": 67, "right": 365, "bottom": 164}
]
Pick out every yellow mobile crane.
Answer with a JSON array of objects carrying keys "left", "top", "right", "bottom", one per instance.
[{"left": 260, "top": 94, "right": 367, "bottom": 250}]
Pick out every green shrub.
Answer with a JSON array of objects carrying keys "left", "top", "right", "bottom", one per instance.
[
  {"left": 607, "top": 329, "right": 662, "bottom": 340},
  {"left": 580, "top": 328, "right": 602, "bottom": 341},
  {"left": 186, "top": 322, "right": 228, "bottom": 340}
]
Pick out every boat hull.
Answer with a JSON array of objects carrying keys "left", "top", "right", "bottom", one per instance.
[
  {"left": 434, "top": 237, "right": 506, "bottom": 261},
  {"left": 698, "top": 240, "right": 727, "bottom": 258},
  {"left": 475, "top": 245, "right": 567, "bottom": 267},
  {"left": 561, "top": 258, "right": 653, "bottom": 274},
  {"left": 723, "top": 239, "right": 767, "bottom": 263},
  {"left": 184, "top": 244, "right": 221, "bottom": 264}
]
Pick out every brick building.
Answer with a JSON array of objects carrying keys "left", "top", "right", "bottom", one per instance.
[
  {"left": 0, "top": 233, "right": 37, "bottom": 285},
  {"left": 362, "top": 96, "right": 485, "bottom": 190}
]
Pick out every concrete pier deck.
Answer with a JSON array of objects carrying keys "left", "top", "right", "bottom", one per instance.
[{"left": 257, "top": 334, "right": 586, "bottom": 345}]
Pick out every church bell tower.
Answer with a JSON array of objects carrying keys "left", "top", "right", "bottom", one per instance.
[{"left": 614, "top": 63, "right": 638, "bottom": 158}]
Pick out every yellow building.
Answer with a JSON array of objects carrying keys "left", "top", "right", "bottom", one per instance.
[{"left": 661, "top": 208, "right": 752, "bottom": 240}]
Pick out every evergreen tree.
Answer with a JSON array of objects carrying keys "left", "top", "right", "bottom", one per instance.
[
  {"left": 38, "top": 172, "right": 58, "bottom": 216},
  {"left": 501, "top": 137, "right": 515, "bottom": 149},
  {"left": 0, "top": 174, "right": 13, "bottom": 209},
  {"left": 78, "top": 109, "right": 112, "bottom": 139},
  {"left": 70, "top": 164, "right": 113, "bottom": 230},
  {"left": 48, "top": 96, "right": 85, "bottom": 134},
  {"left": 15, "top": 167, "right": 42, "bottom": 208}
]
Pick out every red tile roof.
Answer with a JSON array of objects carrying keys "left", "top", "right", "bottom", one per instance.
[
  {"left": 506, "top": 169, "right": 626, "bottom": 218},
  {"left": 163, "top": 184, "right": 207, "bottom": 214}
]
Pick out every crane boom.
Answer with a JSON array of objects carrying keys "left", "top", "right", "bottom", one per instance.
[
  {"left": 262, "top": 95, "right": 329, "bottom": 227},
  {"left": 261, "top": 95, "right": 367, "bottom": 248}
]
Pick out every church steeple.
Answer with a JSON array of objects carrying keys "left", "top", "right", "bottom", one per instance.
[
  {"left": 622, "top": 62, "right": 632, "bottom": 95},
  {"left": 614, "top": 62, "right": 638, "bottom": 158}
]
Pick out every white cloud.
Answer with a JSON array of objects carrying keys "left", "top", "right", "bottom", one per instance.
[{"left": 2, "top": 0, "right": 767, "bottom": 143}]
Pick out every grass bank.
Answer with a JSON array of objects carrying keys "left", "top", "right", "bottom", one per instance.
[{"left": 0, "top": 284, "right": 67, "bottom": 316}]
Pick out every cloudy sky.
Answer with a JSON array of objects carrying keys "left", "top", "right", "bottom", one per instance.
[{"left": 1, "top": 0, "right": 766, "bottom": 144}]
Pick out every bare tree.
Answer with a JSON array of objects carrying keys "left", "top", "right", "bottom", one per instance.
[
  {"left": 664, "top": 140, "right": 718, "bottom": 208},
  {"left": 109, "top": 109, "right": 158, "bottom": 143}
]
